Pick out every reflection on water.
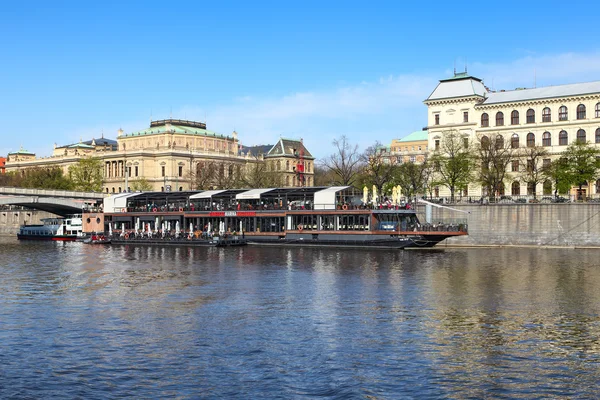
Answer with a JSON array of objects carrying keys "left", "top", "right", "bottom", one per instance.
[{"left": 1, "top": 237, "right": 600, "bottom": 398}]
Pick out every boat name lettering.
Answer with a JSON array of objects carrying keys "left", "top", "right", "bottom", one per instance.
[{"left": 209, "top": 211, "right": 256, "bottom": 217}]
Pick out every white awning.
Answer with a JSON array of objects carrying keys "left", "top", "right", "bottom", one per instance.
[
  {"left": 313, "top": 186, "right": 349, "bottom": 210},
  {"left": 236, "top": 188, "right": 275, "bottom": 200},
  {"left": 189, "top": 190, "right": 227, "bottom": 199},
  {"left": 103, "top": 192, "right": 140, "bottom": 213}
]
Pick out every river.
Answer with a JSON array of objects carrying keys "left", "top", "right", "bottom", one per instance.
[{"left": 1, "top": 237, "right": 599, "bottom": 398}]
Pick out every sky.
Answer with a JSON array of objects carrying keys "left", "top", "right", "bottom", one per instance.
[{"left": 2, "top": 0, "right": 600, "bottom": 160}]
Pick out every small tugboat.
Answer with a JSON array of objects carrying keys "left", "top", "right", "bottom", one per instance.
[
  {"left": 17, "top": 215, "right": 83, "bottom": 241},
  {"left": 83, "top": 233, "right": 111, "bottom": 245}
]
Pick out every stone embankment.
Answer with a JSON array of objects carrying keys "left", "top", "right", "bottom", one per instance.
[
  {"left": 424, "top": 203, "right": 600, "bottom": 248},
  {"left": 0, "top": 209, "right": 56, "bottom": 235}
]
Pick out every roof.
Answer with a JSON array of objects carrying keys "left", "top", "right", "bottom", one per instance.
[
  {"left": 397, "top": 130, "right": 428, "bottom": 142},
  {"left": 8, "top": 147, "right": 34, "bottom": 155},
  {"left": 240, "top": 144, "right": 273, "bottom": 157},
  {"left": 426, "top": 74, "right": 488, "bottom": 101},
  {"left": 123, "top": 123, "right": 227, "bottom": 139},
  {"left": 236, "top": 188, "right": 276, "bottom": 200},
  {"left": 481, "top": 80, "right": 600, "bottom": 105},
  {"left": 68, "top": 143, "right": 95, "bottom": 149},
  {"left": 266, "top": 138, "right": 314, "bottom": 159}
]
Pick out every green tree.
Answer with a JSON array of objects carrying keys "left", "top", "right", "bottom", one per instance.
[
  {"left": 15, "top": 167, "right": 73, "bottom": 190},
  {"left": 562, "top": 141, "right": 600, "bottom": 199},
  {"left": 68, "top": 157, "right": 104, "bottom": 191},
  {"left": 428, "top": 129, "right": 474, "bottom": 202},
  {"left": 130, "top": 177, "right": 154, "bottom": 192},
  {"left": 393, "top": 161, "right": 430, "bottom": 200},
  {"left": 543, "top": 157, "right": 571, "bottom": 197}
]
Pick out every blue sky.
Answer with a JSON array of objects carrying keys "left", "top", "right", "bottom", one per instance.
[{"left": 2, "top": 0, "right": 600, "bottom": 159}]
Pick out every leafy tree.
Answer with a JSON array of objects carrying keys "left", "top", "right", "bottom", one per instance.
[
  {"left": 562, "top": 141, "right": 600, "bottom": 199},
  {"left": 428, "top": 129, "right": 474, "bottom": 202},
  {"left": 476, "top": 133, "right": 516, "bottom": 198},
  {"left": 393, "top": 161, "right": 430, "bottom": 200},
  {"left": 320, "top": 135, "right": 363, "bottom": 186},
  {"left": 10, "top": 167, "right": 73, "bottom": 190},
  {"left": 543, "top": 157, "right": 571, "bottom": 197},
  {"left": 130, "top": 177, "right": 154, "bottom": 192},
  {"left": 69, "top": 157, "right": 104, "bottom": 191},
  {"left": 518, "top": 145, "right": 549, "bottom": 199}
]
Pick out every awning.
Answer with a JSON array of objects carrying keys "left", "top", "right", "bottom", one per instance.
[
  {"left": 103, "top": 192, "right": 141, "bottom": 213},
  {"left": 189, "top": 190, "right": 227, "bottom": 199},
  {"left": 313, "top": 186, "right": 349, "bottom": 210},
  {"left": 236, "top": 188, "right": 276, "bottom": 200}
]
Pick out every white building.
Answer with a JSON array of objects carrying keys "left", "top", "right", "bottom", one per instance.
[{"left": 424, "top": 72, "right": 600, "bottom": 198}]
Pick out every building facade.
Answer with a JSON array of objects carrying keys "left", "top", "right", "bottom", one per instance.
[
  {"left": 5, "top": 119, "right": 314, "bottom": 192},
  {"left": 389, "top": 130, "right": 429, "bottom": 164},
  {"left": 424, "top": 72, "right": 600, "bottom": 198}
]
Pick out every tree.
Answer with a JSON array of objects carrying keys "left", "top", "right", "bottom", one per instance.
[
  {"left": 242, "top": 155, "right": 282, "bottom": 188},
  {"left": 476, "top": 134, "right": 516, "bottom": 198},
  {"left": 69, "top": 157, "right": 104, "bottom": 191},
  {"left": 518, "top": 145, "right": 549, "bottom": 199},
  {"left": 393, "top": 161, "right": 430, "bottom": 200},
  {"left": 543, "top": 157, "right": 571, "bottom": 197},
  {"left": 361, "top": 141, "right": 397, "bottom": 196},
  {"left": 188, "top": 161, "right": 217, "bottom": 190},
  {"left": 130, "top": 177, "right": 154, "bottom": 192},
  {"left": 320, "top": 135, "right": 363, "bottom": 186},
  {"left": 428, "top": 129, "right": 474, "bottom": 202},
  {"left": 562, "top": 141, "right": 600, "bottom": 199},
  {"left": 7, "top": 167, "right": 73, "bottom": 190}
]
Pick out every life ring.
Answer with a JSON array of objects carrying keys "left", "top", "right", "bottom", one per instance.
[
  {"left": 152, "top": 207, "right": 158, "bottom": 212},
  {"left": 298, "top": 224, "right": 303, "bottom": 231},
  {"left": 342, "top": 204, "right": 348, "bottom": 210},
  {"left": 124, "top": 233, "right": 129, "bottom": 239},
  {"left": 179, "top": 207, "right": 183, "bottom": 212}
]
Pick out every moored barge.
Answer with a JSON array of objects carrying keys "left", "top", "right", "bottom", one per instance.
[{"left": 89, "top": 186, "right": 468, "bottom": 249}]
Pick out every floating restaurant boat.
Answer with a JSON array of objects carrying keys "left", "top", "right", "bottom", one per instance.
[
  {"left": 90, "top": 186, "right": 468, "bottom": 249},
  {"left": 17, "top": 214, "right": 83, "bottom": 241},
  {"left": 91, "top": 186, "right": 468, "bottom": 248}
]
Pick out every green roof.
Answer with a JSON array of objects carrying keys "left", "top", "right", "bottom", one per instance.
[
  {"left": 68, "top": 143, "right": 95, "bottom": 149},
  {"left": 8, "top": 147, "right": 34, "bottom": 155},
  {"left": 397, "top": 130, "right": 428, "bottom": 142},
  {"left": 124, "top": 124, "right": 226, "bottom": 138}
]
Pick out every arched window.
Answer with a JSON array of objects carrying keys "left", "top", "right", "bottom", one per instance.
[
  {"left": 577, "top": 104, "right": 586, "bottom": 120},
  {"left": 526, "top": 109, "right": 535, "bottom": 123},
  {"left": 559, "top": 106, "right": 568, "bottom": 121},
  {"left": 559, "top": 130, "right": 568, "bottom": 145},
  {"left": 481, "top": 135, "right": 490, "bottom": 149},
  {"left": 495, "top": 135, "right": 504, "bottom": 149},
  {"left": 543, "top": 180, "right": 552, "bottom": 195},
  {"left": 511, "top": 110, "right": 519, "bottom": 125},
  {"left": 596, "top": 179, "right": 600, "bottom": 195},
  {"left": 286, "top": 160, "right": 290, "bottom": 170},
  {"left": 596, "top": 128, "right": 600, "bottom": 143},
  {"left": 526, "top": 133, "right": 535, "bottom": 147},
  {"left": 577, "top": 129, "right": 586, "bottom": 143},
  {"left": 542, "top": 131, "right": 551, "bottom": 146},
  {"left": 286, "top": 176, "right": 290, "bottom": 186},
  {"left": 481, "top": 113, "right": 489, "bottom": 127},
  {"left": 496, "top": 112, "right": 504, "bottom": 126},
  {"left": 511, "top": 133, "right": 519, "bottom": 148},
  {"left": 511, "top": 181, "right": 520, "bottom": 196},
  {"left": 596, "top": 103, "right": 600, "bottom": 118},
  {"left": 277, "top": 160, "right": 281, "bottom": 170},
  {"left": 542, "top": 107, "right": 551, "bottom": 122}
]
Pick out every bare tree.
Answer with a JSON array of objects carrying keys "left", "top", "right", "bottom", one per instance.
[
  {"left": 187, "top": 161, "right": 217, "bottom": 190},
  {"left": 476, "top": 133, "right": 516, "bottom": 199},
  {"left": 242, "top": 155, "right": 283, "bottom": 188},
  {"left": 361, "top": 141, "right": 397, "bottom": 196},
  {"left": 320, "top": 135, "right": 363, "bottom": 186},
  {"left": 518, "top": 145, "right": 549, "bottom": 199}
]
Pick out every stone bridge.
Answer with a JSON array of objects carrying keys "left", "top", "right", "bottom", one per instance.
[{"left": 0, "top": 187, "right": 107, "bottom": 216}]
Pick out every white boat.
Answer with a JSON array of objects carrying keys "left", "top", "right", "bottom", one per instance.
[{"left": 17, "top": 214, "right": 83, "bottom": 241}]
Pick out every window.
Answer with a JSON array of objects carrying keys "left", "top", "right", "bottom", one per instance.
[
  {"left": 496, "top": 112, "right": 504, "bottom": 126},
  {"left": 161, "top": 166, "right": 165, "bottom": 177},
  {"left": 596, "top": 103, "right": 600, "bottom": 118},
  {"left": 527, "top": 160, "right": 534, "bottom": 172},
  {"left": 495, "top": 135, "right": 504, "bottom": 149},
  {"left": 511, "top": 133, "right": 519, "bottom": 148},
  {"left": 542, "top": 132, "right": 551, "bottom": 147},
  {"left": 463, "top": 111, "right": 469, "bottom": 123},
  {"left": 481, "top": 135, "right": 490, "bottom": 149},
  {"left": 435, "top": 139, "right": 440, "bottom": 151},
  {"left": 577, "top": 104, "right": 586, "bottom": 120},
  {"left": 527, "top": 182, "right": 535, "bottom": 196},
  {"left": 135, "top": 166, "right": 138, "bottom": 177},
  {"left": 526, "top": 132, "right": 535, "bottom": 147},
  {"left": 511, "top": 110, "right": 519, "bottom": 125},
  {"left": 596, "top": 128, "right": 600, "bottom": 143},
  {"left": 577, "top": 129, "right": 586, "bottom": 143},
  {"left": 526, "top": 109, "right": 535, "bottom": 123},
  {"left": 434, "top": 114, "right": 440, "bottom": 125},
  {"left": 463, "top": 137, "right": 469, "bottom": 148},
  {"left": 559, "top": 130, "right": 568, "bottom": 145},
  {"left": 542, "top": 107, "right": 551, "bottom": 122},
  {"left": 543, "top": 180, "right": 552, "bottom": 195},
  {"left": 128, "top": 167, "right": 131, "bottom": 178},
  {"left": 543, "top": 158, "right": 551, "bottom": 168},
  {"left": 559, "top": 106, "right": 568, "bottom": 121},
  {"left": 178, "top": 166, "right": 183, "bottom": 177},
  {"left": 481, "top": 113, "right": 489, "bottom": 127},
  {"left": 511, "top": 160, "right": 519, "bottom": 172},
  {"left": 511, "top": 182, "right": 520, "bottom": 196}
]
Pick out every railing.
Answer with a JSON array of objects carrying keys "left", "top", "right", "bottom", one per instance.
[{"left": 418, "top": 194, "right": 600, "bottom": 205}]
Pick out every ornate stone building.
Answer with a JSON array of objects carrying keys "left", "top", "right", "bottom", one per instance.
[
  {"left": 425, "top": 72, "right": 600, "bottom": 197},
  {"left": 389, "top": 130, "right": 429, "bottom": 164},
  {"left": 5, "top": 119, "right": 314, "bottom": 192}
]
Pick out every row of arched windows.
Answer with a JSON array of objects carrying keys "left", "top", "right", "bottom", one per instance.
[
  {"left": 482, "top": 128, "right": 600, "bottom": 148},
  {"left": 481, "top": 103, "right": 600, "bottom": 127},
  {"left": 509, "top": 180, "right": 600, "bottom": 196}
]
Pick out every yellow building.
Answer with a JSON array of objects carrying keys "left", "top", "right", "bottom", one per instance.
[
  {"left": 5, "top": 119, "right": 314, "bottom": 192},
  {"left": 389, "top": 130, "right": 429, "bottom": 164}
]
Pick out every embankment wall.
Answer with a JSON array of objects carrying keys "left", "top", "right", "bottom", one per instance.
[
  {"left": 0, "top": 209, "right": 57, "bottom": 235},
  {"left": 424, "top": 203, "right": 600, "bottom": 247}
]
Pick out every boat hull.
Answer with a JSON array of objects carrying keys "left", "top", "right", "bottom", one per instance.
[{"left": 17, "top": 234, "right": 78, "bottom": 241}]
